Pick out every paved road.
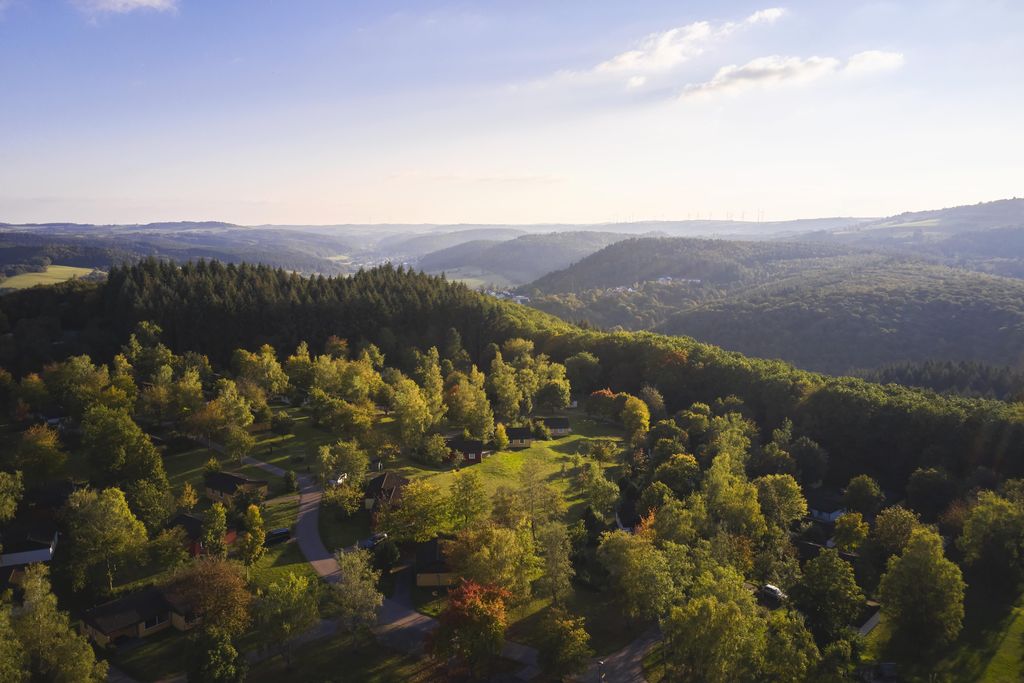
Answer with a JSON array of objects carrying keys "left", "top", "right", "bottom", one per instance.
[{"left": 577, "top": 628, "right": 661, "bottom": 683}]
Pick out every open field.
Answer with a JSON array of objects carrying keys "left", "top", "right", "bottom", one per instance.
[{"left": 0, "top": 264, "right": 96, "bottom": 290}]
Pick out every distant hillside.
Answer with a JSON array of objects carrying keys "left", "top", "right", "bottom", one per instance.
[
  {"left": 382, "top": 228, "right": 528, "bottom": 259},
  {"left": 419, "top": 231, "right": 631, "bottom": 285},
  {"left": 807, "top": 199, "right": 1024, "bottom": 279},
  {"left": 526, "top": 237, "right": 858, "bottom": 294},
  {"left": 657, "top": 261, "right": 1024, "bottom": 373},
  {"left": 523, "top": 236, "right": 1024, "bottom": 374}
]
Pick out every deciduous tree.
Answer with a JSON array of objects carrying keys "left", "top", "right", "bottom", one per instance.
[
  {"left": 332, "top": 549, "right": 383, "bottom": 632},
  {"left": 791, "top": 549, "right": 863, "bottom": 645},
  {"left": 64, "top": 486, "right": 147, "bottom": 593},
  {"left": 430, "top": 580, "right": 510, "bottom": 680}
]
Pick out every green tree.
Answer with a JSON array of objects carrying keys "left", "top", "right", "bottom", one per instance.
[
  {"left": 392, "top": 376, "right": 431, "bottom": 448},
  {"left": 488, "top": 352, "right": 522, "bottom": 420},
  {"left": 430, "top": 580, "right": 510, "bottom": 680},
  {"left": 14, "top": 424, "right": 67, "bottom": 487},
  {"left": 13, "top": 565, "right": 107, "bottom": 682},
  {"left": 254, "top": 572, "right": 321, "bottom": 668},
  {"left": 317, "top": 439, "right": 369, "bottom": 487},
  {"left": 188, "top": 627, "right": 246, "bottom": 683},
  {"left": 240, "top": 504, "right": 266, "bottom": 568},
  {"left": 0, "top": 470, "right": 23, "bottom": 525},
  {"left": 655, "top": 453, "right": 700, "bottom": 497},
  {"left": 753, "top": 474, "right": 807, "bottom": 529},
  {"left": 376, "top": 479, "right": 449, "bottom": 542},
  {"left": 492, "top": 422, "right": 510, "bottom": 451},
  {"left": 203, "top": 502, "right": 229, "bottom": 559},
  {"left": 65, "top": 487, "right": 147, "bottom": 593},
  {"left": 537, "top": 609, "right": 593, "bottom": 679},
  {"left": 233, "top": 344, "right": 289, "bottom": 396},
  {"left": 178, "top": 481, "right": 199, "bottom": 511},
  {"left": 446, "top": 523, "right": 542, "bottom": 603},
  {"left": 449, "top": 470, "right": 490, "bottom": 531},
  {"left": 792, "top": 549, "right": 864, "bottom": 645},
  {"left": 880, "top": 527, "right": 965, "bottom": 648},
  {"left": 536, "top": 523, "right": 575, "bottom": 605},
  {"left": 844, "top": 474, "right": 884, "bottom": 516},
  {"left": 957, "top": 491, "right": 1024, "bottom": 588},
  {"left": 0, "top": 603, "right": 27, "bottom": 683},
  {"left": 621, "top": 394, "right": 651, "bottom": 444},
  {"left": 833, "top": 512, "right": 869, "bottom": 552},
  {"left": 564, "top": 351, "right": 601, "bottom": 395},
  {"left": 332, "top": 549, "right": 384, "bottom": 632},
  {"left": 906, "top": 467, "right": 956, "bottom": 521},
  {"left": 639, "top": 481, "right": 675, "bottom": 516},
  {"left": 661, "top": 595, "right": 764, "bottom": 683},
  {"left": 872, "top": 506, "right": 920, "bottom": 559},
  {"left": 224, "top": 426, "right": 256, "bottom": 464},
  {"left": 761, "top": 609, "right": 820, "bottom": 683},
  {"left": 598, "top": 530, "right": 674, "bottom": 620},
  {"left": 416, "top": 346, "right": 447, "bottom": 427},
  {"left": 586, "top": 475, "right": 620, "bottom": 521}
]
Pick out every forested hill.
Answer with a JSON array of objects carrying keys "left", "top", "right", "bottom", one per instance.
[
  {"left": 525, "top": 237, "right": 858, "bottom": 294},
  {"left": 657, "top": 261, "right": 1024, "bottom": 374},
  {"left": 2, "top": 259, "right": 1024, "bottom": 490}
]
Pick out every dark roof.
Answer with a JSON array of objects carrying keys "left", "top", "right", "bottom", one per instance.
[
  {"left": 84, "top": 587, "right": 168, "bottom": 635},
  {"left": 167, "top": 513, "right": 204, "bottom": 541},
  {"left": 415, "top": 536, "right": 453, "bottom": 574},
  {"left": 0, "top": 522, "right": 57, "bottom": 556},
  {"left": 505, "top": 426, "right": 533, "bottom": 441},
  {"left": 203, "top": 471, "right": 268, "bottom": 495},
  {"left": 446, "top": 437, "right": 484, "bottom": 455},
  {"left": 365, "top": 472, "right": 409, "bottom": 504},
  {"left": 541, "top": 417, "right": 570, "bottom": 429},
  {"left": 805, "top": 487, "right": 845, "bottom": 512}
]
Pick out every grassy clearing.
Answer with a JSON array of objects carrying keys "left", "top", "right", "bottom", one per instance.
[
  {"left": 397, "top": 414, "right": 623, "bottom": 523},
  {"left": 108, "top": 628, "right": 190, "bottom": 682},
  {"left": 0, "top": 264, "right": 96, "bottom": 290},
  {"left": 319, "top": 508, "right": 371, "bottom": 555},
  {"left": 864, "top": 587, "right": 1024, "bottom": 682}
]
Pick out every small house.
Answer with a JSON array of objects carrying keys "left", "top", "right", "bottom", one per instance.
[
  {"left": 364, "top": 471, "right": 410, "bottom": 512},
  {"left": 415, "top": 536, "right": 456, "bottom": 587},
  {"left": 446, "top": 436, "right": 488, "bottom": 465},
  {"left": 166, "top": 512, "right": 237, "bottom": 557},
  {"left": 203, "top": 471, "right": 269, "bottom": 504},
  {"left": 806, "top": 488, "right": 845, "bottom": 523},
  {"left": 541, "top": 416, "right": 571, "bottom": 437},
  {"left": 505, "top": 426, "right": 534, "bottom": 449},
  {"left": 82, "top": 587, "right": 198, "bottom": 647}
]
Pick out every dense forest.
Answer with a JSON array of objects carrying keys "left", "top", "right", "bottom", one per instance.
[
  {"left": 856, "top": 360, "right": 1024, "bottom": 402},
  {"left": 4, "top": 259, "right": 1024, "bottom": 492}
]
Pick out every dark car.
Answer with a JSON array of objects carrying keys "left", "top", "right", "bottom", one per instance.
[
  {"left": 264, "top": 528, "right": 291, "bottom": 546},
  {"left": 358, "top": 532, "right": 388, "bottom": 549}
]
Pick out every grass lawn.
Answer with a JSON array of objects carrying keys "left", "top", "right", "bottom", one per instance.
[
  {"left": 319, "top": 508, "right": 371, "bottom": 554},
  {"left": 249, "top": 538, "right": 315, "bottom": 589},
  {"left": 247, "top": 632, "right": 445, "bottom": 683},
  {"left": 108, "top": 628, "right": 189, "bottom": 682},
  {"left": 397, "top": 413, "right": 624, "bottom": 523},
  {"left": 0, "top": 264, "right": 96, "bottom": 290},
  {"left": 864, "top": 587, "right": 1024, "bottom": 682}
]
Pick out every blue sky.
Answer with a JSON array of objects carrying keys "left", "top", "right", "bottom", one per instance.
[{"left": 1, "top": 0, "right": 1022, "bottom": 224}]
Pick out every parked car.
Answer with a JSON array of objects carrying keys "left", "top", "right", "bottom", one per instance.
[
  {"left": 264, "top": 528, "right": 291, "bottom": 546},
  {"left": 759, "top": 584, "right": 787, "bottom": 603},
  {"left": 358, "top": 532, "right": 388, "bottom": 549}
]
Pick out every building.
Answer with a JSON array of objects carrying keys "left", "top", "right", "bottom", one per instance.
[
  {"left": 0, "top": 524, "right": 58, "bottom": 568},
  {"left": 415, "top": 536, "right": 456, "bottom": 587},
  {"left": 203, "top": 471, "right": 269, "bottom": 504},
  {"left": 82, "top": 587, "right": 199, "bottom": 647},
  {"left": 505, "top": 426, "right": 534, "bottom": 449},
  {"left": 446, "top": 436, "right": 488, "bottom": 465},
  {"left": 364, "top": 471, "right": 410, "bottom": 512},
  {"left": 166, "top": 512, "right": 237, "bottom": 557},
  {"left": 806, "top": 488, "right": 846, "bottom": 523},
  {"left": 541, "top": 416, "right": 571, "bottom": 437}
]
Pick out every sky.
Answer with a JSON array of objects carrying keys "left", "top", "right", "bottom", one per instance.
[{"left": 0, "top": 0, "right": 1022, "bottom": 225}]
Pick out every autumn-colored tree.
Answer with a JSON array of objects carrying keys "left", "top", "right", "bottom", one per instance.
[{"left": 430, "top": 581, "right": 510, "bottom": 680}]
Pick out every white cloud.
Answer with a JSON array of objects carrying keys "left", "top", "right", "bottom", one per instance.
[
  {"left": 682, "top": 50, "right": 904, "bottom": 100},
  {"left": 746, "top": 8, "right": 786, "bottom": 25},
  {"left": 554, "top": 8, "right": 787, "bottom": 86},
  {"left": 72, "top": 0, "right": 178, "bottom": 14},
  {"left": 845, "top": 50, "right": 906, "bottom": 75}
]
